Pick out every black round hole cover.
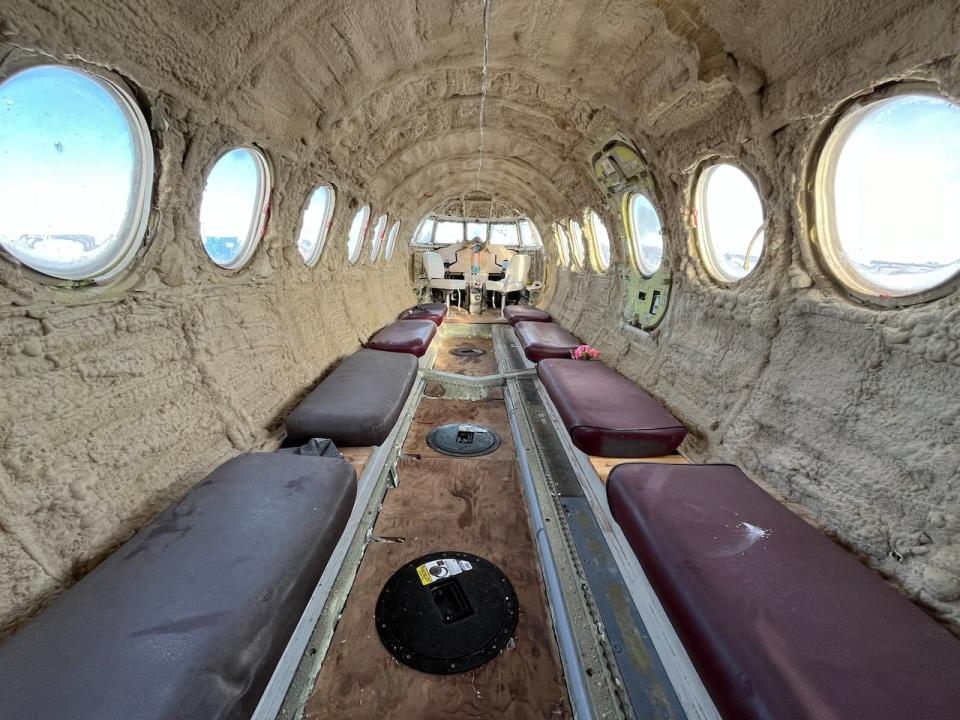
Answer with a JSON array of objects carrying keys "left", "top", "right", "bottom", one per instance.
[
  {"left": 375, "top": 551, "right": 519, "bottom": 675},
  {"left": 449, "top": 345, "right": 487, "bottom": 357},
  {"left": 426, "top": 423, "right": 501, "bottom": 457}
]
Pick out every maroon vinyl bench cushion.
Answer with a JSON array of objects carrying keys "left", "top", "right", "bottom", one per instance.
[
  {"left": 286, "top": 348, "right": 418, "bottom": 446},
  {"left": 398, "top": 302, "right": 448, "bottom": 326},
  {"left": 538, "top": 359, "right": 686, "bottom": 456},
  {"left": 0, "top": 453, "right": 357, "bottom": 720},
  {"left": 607, "top": 463, "right": 960, "bottom": 720},
  {"left": 514, "top": 320, "right": 579, "bottom": 362},
  {"left": 367, "top": 319, "right": 437, "bottom": 357},
  {"left": 503, "top": 305, "right": 551, "bottom": 325}
]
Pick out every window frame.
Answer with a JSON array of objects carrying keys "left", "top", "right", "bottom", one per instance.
[
  {"left": 369, "top": 213, "right": 388, "bottom": 261},
  {"left": 622, "top": 191, "right": 665, "bottom": 277},
  {"left": 568, "top": 218, "right": 586, "bottom": 269},
  {"left": 693, "top": 160, "right": 766, "bottom": 284},
  {"left": 384, "top": 219, "right": 401, "bottom": 260},
  {"left": 811, "top": 85, "right": 960, "bottom": 303},
  {"left": 296, "top": 184, "right": 336, "bottom": 267},
  {"left": 0, "top": 63, "right": 156, "bottom": 283},
  {"left": 553, "top": 223, "right": 571, "bottom": 267},
  {"left": 584, "top": 208, "right": 612, "bottom": 272},
  {"left": 346, "top": 204, "right": 370, "bottom": 264}
]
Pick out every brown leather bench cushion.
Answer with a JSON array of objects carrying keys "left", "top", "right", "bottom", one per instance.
[
  {"left": 503, "top": 304, "right": 552, "bottom": 325},
  {"left": 367, "top": 319, "right": 437, "bottom": 357},
  {"left": 399, "top": 302, "right": 448, "bottom": 325},
  {"left": 514, "top": 320, "right": 580, "bottom": 362},
  {"left": 607, "top": 463, "right": 960, "bottom": 720},
  {"left": 539, "top": 358, "right": 686, "bottom": 456},
  {"left": 0, "top": 453, "right": 357, "bottom": 720},
  {"left": 286, "top": 348, "right": 417, "bottom": 446}
]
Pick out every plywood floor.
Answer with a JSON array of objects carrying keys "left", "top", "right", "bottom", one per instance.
[
  {"left": 433, "top": 335, "right": 498, "bottom": 377},
  {"left": 589, "top": 453, "right": 690, "bottom": 484},
  {"left": 305, "top": 396, "right": 569, "bottom": 719},
  {"left": 445, "top": 307, "right": 508, "bottom": 324}
]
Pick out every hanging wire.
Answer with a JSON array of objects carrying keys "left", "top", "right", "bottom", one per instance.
[{"left": 476, "top": 0, "right": 491, "bottom": 190}]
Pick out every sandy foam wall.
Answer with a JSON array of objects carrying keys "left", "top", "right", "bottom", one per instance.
[{"left": 0, "top": 58, "right": 415, "bottom": 638}]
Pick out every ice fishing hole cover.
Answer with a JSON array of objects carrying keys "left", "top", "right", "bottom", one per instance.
[
  {"left": 375, "top": 551, "right": 519, "bottom": 674},
  {"left": 449, "top": 345, "right": 487, "bottom": 357},
  {"left": 426, "top": 423, "right": 501, "bottom": 457}
]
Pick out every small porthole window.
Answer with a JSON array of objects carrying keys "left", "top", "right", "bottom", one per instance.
[
  {"left": 384, "top": 220, "right": 400, "bottom": 260},
  {"left": 369, "top": 213, "right": 387, "bottom": 261},
  {"left": 346, "top": 205, "right": 370, "bottom": 263},
  {"left": 296, "top": 185, "right": 335, "bottom": 266},
  {"left": 553, "top": 223, "right": 571, "bottom": 267},
  {"left": 568, "top": 219, "right": 586, "bottom": 268},
  {"left": 694, "top": 163, "right": 765, "bottom": 283},
  {"left": 0, "top": 64, "right": 154, "bottom": 282},
  {"left": 624, "top": 193, "right": 664, "bottom": 276},
  {"left": 815, "top": 92, "right": 960, "bottom": 297},
  {"left": 200, "top": 147, "right": 271, "bottom": 270},
  {"left": 585, "top": 209, "right": 611, "bottom": 271}
]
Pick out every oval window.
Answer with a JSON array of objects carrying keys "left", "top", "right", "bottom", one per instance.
[
  {"left": 568, "top": 219, "right": 587, "bottom": 268},
  {"left": 369, "top": 214, "right": 387, "bottom": 261},
  {"left": 384, "top": 220, "right": 400, "bottom": 260},
  {"left": 625, "top": 193, "right": 664, "bottom": 276},
  {"left": 296, "top": 185, "right": 335, "bottom": 266},
  {"left": 200, "top": 147, "right": 271, "bottom": 269},
  {"left": 694, "top": 163, "right": 765, "bottom": 282},
  {"left": 519, "top": 219, "right": 542, "bottom": 247},
  {"left": 346, "top": 205, "right": 370, "bottom": 263},
  {"left": 553, "top": 223, "right": 571, "bottom": 267},
  {"left": 585, "top": 209, "right": 611, "bottom": 271},
  {"left": 815, "top": 93, "right": 960, "bottom": 297},
  {"left": 0, "top": 65, "right": 154, "bottom": 281}
]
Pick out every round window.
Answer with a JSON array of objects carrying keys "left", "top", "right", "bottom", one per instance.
[
  {"left": 384, "top": 220, "right": 401, "bottom": 260},
  {"left": 553, "top": 223, "right": 571, "bottom": 267},
  {"left": 0, "top": 64, "right": 154, "bottom": 281},
  {"left": 369, "top": 213, "right": 387, "bottom": 261},
  {"left": 694, "top": 163, "right": 765, "bottom": 282},
  {"left": 624, "top": 193, "right": 664, "bottom": 276},
  {"left": 347, "top": 205, "right": 370, "bottom": 263},
  {"left": 585, "top": 209, "right": 611, "bottom": 271},
  {"left": 296, "top": 185, "right": 335, "bottom": 266},
  {"left": 815, "top": 92, "right": 960, "bottom": 297},
  {"left": 200, "top": 147, "right": 271, "bottom": 270},
  {"left": 568, "top": 219, "right": 586, "bottom": 268}
]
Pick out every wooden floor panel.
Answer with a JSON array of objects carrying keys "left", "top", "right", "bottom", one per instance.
[
  {"left": 404, "top": 398, "right": 515, "bottom": 461},
  {"left": 588, "top": 453, "right": 690, "bottom": 484},
  {"left": 433, "top": 335, "right": 498, "bottom": 377},
  {"left": 340, "top": 446, "right": 374, "bottom": 478},
  {"left": 305, "top": 449, "right": 569, "bottom": 718},
  {"left": 444, "top": 308, "right": 508, "bottom": 324}
]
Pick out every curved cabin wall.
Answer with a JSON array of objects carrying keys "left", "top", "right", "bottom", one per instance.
[
  {"left": 0, "top": 15, "right": 417, "bottom": 636},
  {"left": 0, "top": 0, "right": 958, "bottom": 643},
  {"left": 540, "top": 4, "right": 960, "bottom": 633}
]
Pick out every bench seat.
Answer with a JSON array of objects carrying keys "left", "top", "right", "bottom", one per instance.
[
  {"left": 503, "top": 304, "right": 551, "bottom": 325},
  {"left": 539, "top": 358, "right": 686, "bottom": 456},
  {"left": 286, "top": 348, "right": 417, "bottom": 446},
  {"left": 398, "top": 302, "right": 448, "bottom": 325},
  {"left": 0, "top": 453, "right": 357, "bottom": 720},
  {"left": 514, "top": 320, "right": 580, "bottom": 362},
  {"left": 367, "top": 319, "right": 437, "bottom": 357},
  {"left": 607, "top": 463, "right": 960, "bottom": 720}
]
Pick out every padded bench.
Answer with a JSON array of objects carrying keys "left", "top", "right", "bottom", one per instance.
[
  {"left": 398, "top": 302, "right": 448, "bottom": 325},
  {"left": 0, "top": 452, "right": 357, "bottom": 720},
  {"left": 607, "top": 463, "right": 960, "bottom": 720},
  {"left": 368, "top": 319, "right": 437, "bottom": 357},
  {"left": 286, "top": 348, "right": 418, "bottom": 446},
  {"left": 539, "top": 358, "right": 686, "bottom": 456},
  {"left": 514, "top": 320, "right": 580, "bottom": 362},
  {"left": 503, "top": 304, "right": 551, "bottom": 325}
]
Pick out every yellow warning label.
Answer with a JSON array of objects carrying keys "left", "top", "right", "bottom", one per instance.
[{"left": 416, "top": 565, "right": 432, "bottom": 585}]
